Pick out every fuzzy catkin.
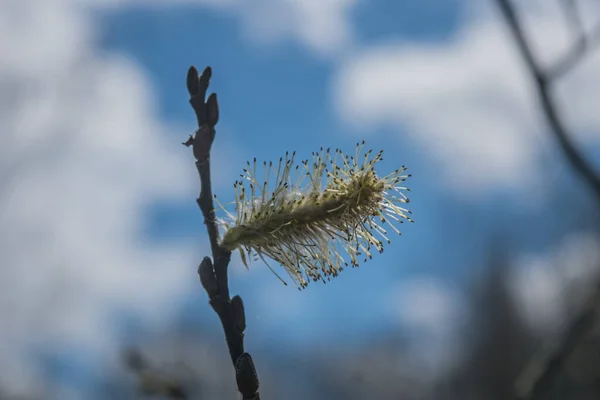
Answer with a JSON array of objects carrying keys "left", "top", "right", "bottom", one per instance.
[{"left": 215, "top": 142, "right": 413, "bottom": 289}]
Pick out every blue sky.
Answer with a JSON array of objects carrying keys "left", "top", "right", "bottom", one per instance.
[
  {"left": 92, "top": 0, "right": 600, "bottom": 371},
  {"left": 98, "top": 1, "right": 467, "bottom": 339},
  {"left": 3, "top": 0, "right": 600, "bottom": 397}
]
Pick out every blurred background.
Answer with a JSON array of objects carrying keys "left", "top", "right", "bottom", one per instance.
[{"left": 3, "top": 0, "right": 600, "bottom": 399}]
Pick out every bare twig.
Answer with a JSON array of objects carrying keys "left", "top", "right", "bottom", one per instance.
[
  {"left": 548, "top": 22, "right": 600, "bottom": 80},
  {"left": 495, "top": 0, "right": 600, "bottom": 202},
  {"left": 184, "top": 65, "right": 260, "bottom": 400},
  {"left": 494, "top": 1, "right": 600, "bottom": 399},
  {"left": 514, "top": 288, "right": 600, "bottom": 399},
  {"left": 559, "top": 0, "right": 584, "bottom": 40}
]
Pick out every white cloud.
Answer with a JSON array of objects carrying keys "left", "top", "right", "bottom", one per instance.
[
  {"left": 387, "top": 276, "right": 467, "bottom": 375},
  {"left": 510, "top": 232, "right": 600, "bottom": 334},
  {"left": 389, "top": 276, "right": 465, "bottom": 334},
  {"left": 91, "top": 0, "right": 359, "bottom": 57},
  {"left": 510, "top": 255, "right": 565, "bottom": 332},
  {"left": 235, "top": 0, "right": 358, "bottom": 57},
  {"left": 0, "top": 0, "right": 206, "bottom": 394},
  {"left": 332, "top": 0, "right": 600, "bottom": 198}
]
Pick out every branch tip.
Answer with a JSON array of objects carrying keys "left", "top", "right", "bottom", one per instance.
[
  {"left": 186, "top": 66, "right": 199, "bottom": 96},
  {"left": 186, "top": 65, "right": 259, "bottom": 398}
]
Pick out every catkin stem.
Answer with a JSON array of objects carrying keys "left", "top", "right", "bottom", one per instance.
[{"left": 221, "top": 183, "right": 379, "bottom": 250}]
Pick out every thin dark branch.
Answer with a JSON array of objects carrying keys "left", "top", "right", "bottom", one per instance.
[
  {"left": 495, "top": 0, "right": 600, "bottom": 202},
  {"left": 184, "top": 65, "right": 261, "bottom": 400},
  {"left": 548, "top": 21, "right": 600, "bottom": 80},
  {"left": 494, "top": 1, "right": 600, "bottom": 399},
  {"left": 514, "top": 289, "right": 600, "bottom": 400},
  {"left": 559, "top": 0, "right": 584, "bottom": 41}
]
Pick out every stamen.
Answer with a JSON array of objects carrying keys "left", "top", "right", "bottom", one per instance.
[{"left": 215, "top": 142, "right": 413, "bottom": 288}]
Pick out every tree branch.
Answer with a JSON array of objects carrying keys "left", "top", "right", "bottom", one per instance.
[
  {"left": 548, "top": 21, "right": 600, "bottom": 80},
  {"left": 494, "top": 1, "right": 600, "bottom": 399},
  {"left": 184, "top": 65, "right": 260, "bottom": 400},
  {"left": 559, "top": 0, "right": 584, "bottom": 41},
  {"left": 514, "top": 288, "right": 600, "bottom": 400},
  {"left": 495, "top": 0, "right": 600, "bottom": 203}
]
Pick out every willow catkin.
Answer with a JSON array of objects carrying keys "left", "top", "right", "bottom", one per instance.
[{"left": 214, "top": 141, "right": 413, "bottom": 289}]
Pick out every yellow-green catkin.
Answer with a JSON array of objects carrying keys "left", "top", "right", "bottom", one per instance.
[{"left": 214, "top": 141, "right": 413, "bottom": 289}]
